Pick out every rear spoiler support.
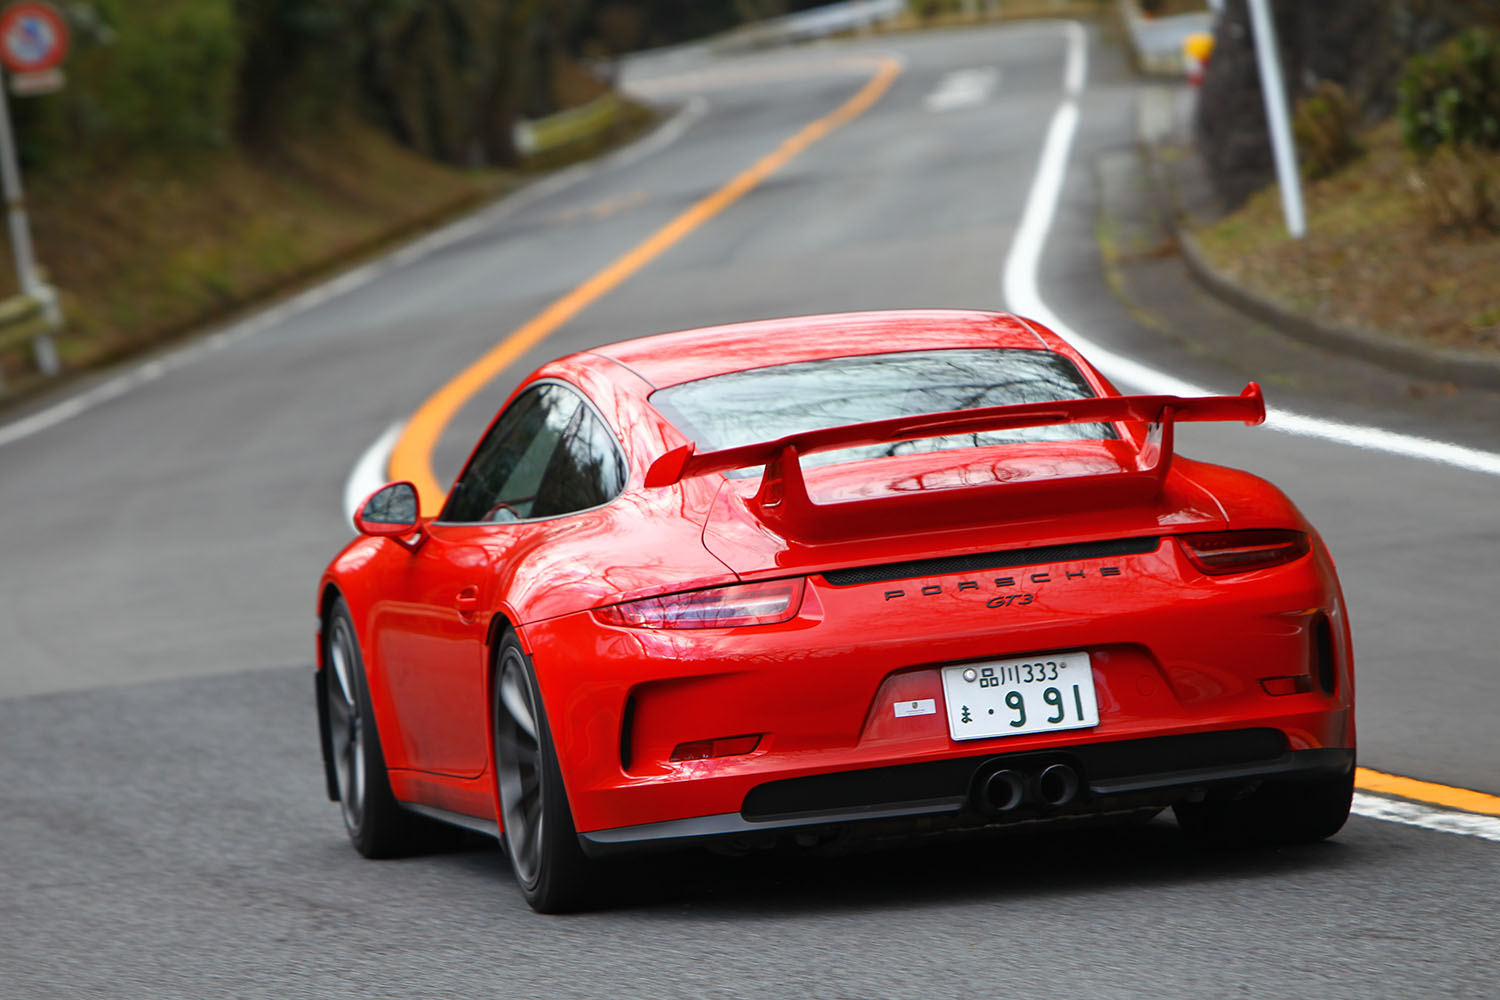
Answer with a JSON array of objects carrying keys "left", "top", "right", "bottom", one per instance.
[{"left": 646, "top": 383, "right": 1265, "bottom": 541}]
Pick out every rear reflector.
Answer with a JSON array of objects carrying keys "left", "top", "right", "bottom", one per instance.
[
  {"left": 1176, "top": 530, "right": 1310, "bottom": 575},
  {"left": 1260, "top": 675, "right": 1315, "bottom": 696},
  {"left": 594, "top": 579, "right": 804, "bottom": 629},
  {"left": 670, "top": 734, "right": 762, "bottom": 762}
]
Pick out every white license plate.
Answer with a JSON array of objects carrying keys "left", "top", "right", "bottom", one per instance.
[{"left": 941, "top": 651, "right": 1099, "bottom": 741}]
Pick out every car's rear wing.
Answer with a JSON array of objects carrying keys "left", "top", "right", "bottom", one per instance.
[{"left": 646, "top": 383, "right": 1265, "bottom": 541}]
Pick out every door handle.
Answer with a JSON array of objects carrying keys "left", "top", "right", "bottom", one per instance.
[{"left": 455, "top": 586, "right": 480, "bottom": 622}]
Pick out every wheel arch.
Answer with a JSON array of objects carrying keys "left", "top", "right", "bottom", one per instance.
[{"left": 483, "top": 611, "right": 522, "bottom": 832}]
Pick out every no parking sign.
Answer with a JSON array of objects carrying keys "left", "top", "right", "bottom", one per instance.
[{"left": 0, "top": 1, "right": 69, "bottom": 95}]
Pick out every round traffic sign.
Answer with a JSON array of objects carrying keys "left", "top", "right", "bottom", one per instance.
[{"left": 0, "top": 2, "right": 69, "bottom": 75}]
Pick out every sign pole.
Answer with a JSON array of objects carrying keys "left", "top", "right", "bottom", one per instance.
[
  {"left": 1245, "top": 0, "right": 1306, "bottom": 239},
  {"left": 0, "top": 72, "right": 58, "bottom": 373},
  {"left": 0, "top": 0, "right": 69, "bottom": 377}
]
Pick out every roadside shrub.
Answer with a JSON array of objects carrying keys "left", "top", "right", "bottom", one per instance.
[
  {"left": 1398, "top": 28, "right": 1500, "bottom": 231},
  {"left": 1398, "top": 28, "right": 1500, "bottom": 158},
  {"left": 1293, "top": 81, "right": 1363, "bottom": 180},
  {"left": 25, "top": 0, "right": 239, "bottom": 163}
]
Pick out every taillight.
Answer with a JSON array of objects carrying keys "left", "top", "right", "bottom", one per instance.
[
  {"left": 1176, "top": 530, "right": 1310, "bottom": 575},
  {"left": 594, "top": 579, "right": 805, "bottom": 629}
]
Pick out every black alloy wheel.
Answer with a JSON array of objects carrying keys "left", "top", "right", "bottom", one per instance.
[
  {"left": 323, "top": 597, "right": 426, "bottom": 858},
  {"left": 493, "top": 635, "right": 595, "bottom": 912}
]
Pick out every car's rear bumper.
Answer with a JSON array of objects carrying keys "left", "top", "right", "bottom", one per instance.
[{"left": 578, "top": 729, "right": 1354, "bottom": 856}]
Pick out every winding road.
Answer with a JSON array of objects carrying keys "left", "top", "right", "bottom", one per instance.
[{"left": 2, "top": 21, "right": 1497, "bottom": 999}]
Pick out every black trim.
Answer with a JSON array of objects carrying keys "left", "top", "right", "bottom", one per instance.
[
  {"left": 402, "top": 802, "right": 501, "bottom": 839},
  {"left": 577, "top": 742, "right": 1354, "bottom": 855},
  {"left": 742, "top": 728, "right": 1291, "bottom": 820},
  {"left": 820, "top": 536, "right": 1161, "bottom": 587}
]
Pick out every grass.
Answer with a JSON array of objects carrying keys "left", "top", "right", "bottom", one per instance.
[
  {"left": 1193, "top": 121, "right": 1500, "bottom": 357},
  {"left": 0, "top": 96, "right": 658, "bottom": 391}
]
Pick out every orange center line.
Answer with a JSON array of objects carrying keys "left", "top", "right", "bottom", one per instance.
[
  {"left": 1356, "top": 767, "right": 1500, "bottom": 817},
  {"left": 388, "top": 56, "right": 905, "bottom": 514}
]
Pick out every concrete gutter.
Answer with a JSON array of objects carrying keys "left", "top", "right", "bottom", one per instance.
[{"left": 1175, "top": 232, "right": 1500, "bottom": 391}]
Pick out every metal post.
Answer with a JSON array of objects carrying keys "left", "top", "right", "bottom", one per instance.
[
  {"left": 1245, "top": 0, "right": 1306, "bottom": 238},
  {"left": 0, "top": 68, "right": 61, "bottom": 374}
]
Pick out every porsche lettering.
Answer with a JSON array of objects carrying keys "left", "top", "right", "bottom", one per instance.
[{"left": 881, "top": 565, "right": 1122, "bottom": 601}]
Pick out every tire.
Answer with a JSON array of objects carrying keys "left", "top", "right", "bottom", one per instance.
[
  {"left": 323, "top": 597, "right": 431, "bottom": 858},
  {"left": 493, "top": 634, "right": 596, "bottom": 913},
  {"left": 1174, "top": 766, "right": 1355, "bottom": 847}
]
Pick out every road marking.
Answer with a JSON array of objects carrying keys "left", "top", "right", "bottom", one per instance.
[
  {"left": 1000, "top": 21, "right": 1500, "bottom": 481},
  {"left": 548, "top": 190, "right": 649, "bottom": 226},
  {"left": 343, "top": 420, "right": 404, "bottom": 529},
  {"left": 1352, "top": 793, "right": 1500, "bottom": 844},
  {"left": 388, "top": 56, "right": 906, "bottom": 512},
  {"left": 0, "top": 97, "right": 710, "bottom": 453},
  {"left": 925, "top": 67, "right": 998, "bottom": 112},
  {"left": 1357, "top": 767, "right": 1500, "bottom": 816},
  {"left": 1005, "top": 20, "right": 1500, "bottom": 842}
]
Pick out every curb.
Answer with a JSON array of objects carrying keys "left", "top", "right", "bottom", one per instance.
[{"left": 1175, "top": 229, "right": 1500, "bottom": 392}]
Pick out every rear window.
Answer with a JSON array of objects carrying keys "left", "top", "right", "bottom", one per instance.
[{"left": 650, "top": 348, "right": 1115, "bottom": 473}]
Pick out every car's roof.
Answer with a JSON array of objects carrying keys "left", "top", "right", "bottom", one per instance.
[{"left": 586, "top": 310, "right": 1055, "bottom": 388}]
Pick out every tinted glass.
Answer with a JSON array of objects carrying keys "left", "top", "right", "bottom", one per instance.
[
  {"left": 531, "top": 399, "right": 627, "bottom": 518},
  {"left": 651, "top": 349, "right": 1114, "bottom": 473},
  {"left": 442, "top": 384, "right": 624, "bottom": 522}
]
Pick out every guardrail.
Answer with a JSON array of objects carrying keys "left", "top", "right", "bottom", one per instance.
[{"left": 513, "top": 93, "right": 627, "bottom": 159}]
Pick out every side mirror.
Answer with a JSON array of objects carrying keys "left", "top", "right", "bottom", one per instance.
[{"left": 354, "top": 482, "right": 421, "bottom": 539}]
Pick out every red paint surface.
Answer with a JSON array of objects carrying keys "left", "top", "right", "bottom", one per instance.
[{"left": 317, "top": 311, "right": 1354, "bottom": 835}]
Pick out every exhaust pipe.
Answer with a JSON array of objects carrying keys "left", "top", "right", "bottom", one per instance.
[
  {"left": 981, "top": 769, "right": 1026, "bottom": 813},
  {"left": 1036, "top": 763, "right": 1080, "bottom": 808}
]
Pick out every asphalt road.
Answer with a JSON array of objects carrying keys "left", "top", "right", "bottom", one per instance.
[{"left": 2, "top": 21, "right": 1496, "bottom": 998}]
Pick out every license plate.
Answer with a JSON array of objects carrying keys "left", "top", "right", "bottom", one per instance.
[{"left": 941, "top": 651, "right": 1099, "bottom": 741}]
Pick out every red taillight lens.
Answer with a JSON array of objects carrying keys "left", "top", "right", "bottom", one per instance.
[
  {"left": 1176, "top": 530, "right": 1311, "bottom": 575},
  {"left": 594, "top": 579, "right": 805, "bottom": 629}
]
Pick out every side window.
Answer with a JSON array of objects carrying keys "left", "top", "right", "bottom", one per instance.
[
  {"left": 442, "top": 383, "right": 624, "bottom": 523},
  {"left": 531, "top": 401, "right": 627, "bottom": 518}
]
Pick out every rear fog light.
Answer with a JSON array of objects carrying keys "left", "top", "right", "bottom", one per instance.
[
  {"left": 670, "top": 734, "right": 762, "bottom": 762},
  {"left": 1259, "top": 675, "right": 1315, "bottom": 696}
]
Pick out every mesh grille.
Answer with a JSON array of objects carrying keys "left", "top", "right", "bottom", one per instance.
[{"left": 820, "top": 536, "right": 1161, "bottom": 587}]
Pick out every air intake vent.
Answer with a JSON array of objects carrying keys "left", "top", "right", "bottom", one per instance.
[{"left": 820, "top": 536, "right": 1161, "bottom": 587}]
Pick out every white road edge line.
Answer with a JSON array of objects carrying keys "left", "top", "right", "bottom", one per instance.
[
  {"left": 1002, "top": 21, "right": 1500, "bottom": 479},
  {"left": 1352, "top": 793, "right": 1500, "bottom": 843},
  {"left": 343, "top": 420, "right": 405, "bottom": 529},
  {"left": 0, "top": 96, "right": 711, "bottom": 453}
]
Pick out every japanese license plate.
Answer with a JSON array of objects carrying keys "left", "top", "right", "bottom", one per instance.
[{"left": 941, "top": 651, "right": 1099, "bottom": 741}]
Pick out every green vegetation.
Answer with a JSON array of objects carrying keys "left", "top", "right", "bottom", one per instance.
[
  {"left": 1398, "top": 28, "right": 1500, "bottom": 158},
  {"left": 0, "top": 1, "right": 705, "bottom": 390},
  {"left": 1398, "top": 28, "right": 1500, "bottom": 231},
  {"left": 1293, "top": 82, "right": 1363, "bottom": 181}
]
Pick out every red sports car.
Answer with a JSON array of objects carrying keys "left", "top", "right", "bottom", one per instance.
[{"left": 316, "top": 310, "right": 1355, "bottom": 911}]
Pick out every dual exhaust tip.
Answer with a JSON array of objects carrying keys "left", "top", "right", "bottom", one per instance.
[{"left": 980, "top": 763, "right": 1081, "bottom": 814}]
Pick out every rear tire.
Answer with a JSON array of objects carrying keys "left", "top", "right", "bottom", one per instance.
[
  {"left": 493, "top": 634, "right": 596, "bottom": 913},
  {"left": 323, "top": 598, "right": 431, "bottom": 858},
  {"left": 1174, "top": 766, "right": 1355, "bottom": 847}
]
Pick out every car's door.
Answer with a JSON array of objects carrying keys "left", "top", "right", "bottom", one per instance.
[{"left": 375, "top": 382, "right": 625, "bottom": 777}]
